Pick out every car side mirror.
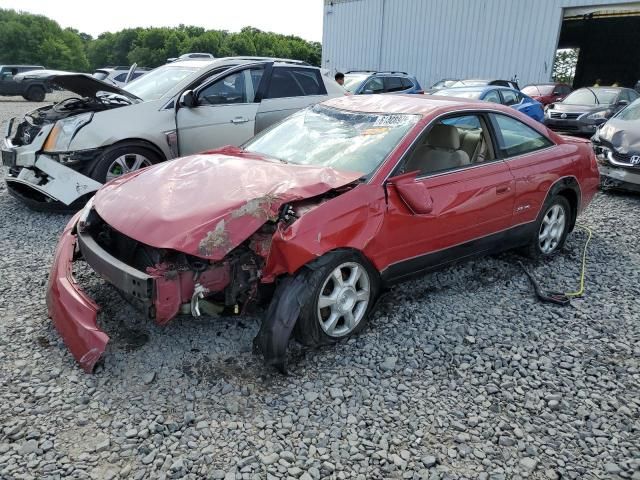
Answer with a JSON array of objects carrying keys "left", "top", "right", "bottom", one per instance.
[
  {"left": 617, "top": 100, "right": 629, "bottom": 107},
  {"left": 179, "top": 90, "right": 197, "bottom": 108},
  {"left": 387, "top": 171, "right": 433, "bottom": 215}
]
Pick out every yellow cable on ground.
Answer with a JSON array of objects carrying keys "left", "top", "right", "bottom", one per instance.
[{"left": 564, "top": 224, "right": 592, "bottom": 298}]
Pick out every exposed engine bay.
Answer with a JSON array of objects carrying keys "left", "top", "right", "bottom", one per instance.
[{"left": 11, "top": 94, "right": 132, "bottom": 147}]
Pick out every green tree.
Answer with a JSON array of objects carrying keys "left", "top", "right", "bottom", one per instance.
[
  {"left": 553, "top": 48, "right": 579, "bottom": 85},
  {"left": 0, "top": 8, "right": 323, "bottom": 71}
]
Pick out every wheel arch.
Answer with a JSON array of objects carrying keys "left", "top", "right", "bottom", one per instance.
[
  {"left": 103, "top": 138, "right": 167, "bottom": 162},
  {"left": 546, "top": 176, "right": 581, "bottom": 232}
]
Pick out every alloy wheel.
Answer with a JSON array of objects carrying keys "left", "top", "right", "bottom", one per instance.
[
  {"left": 317, "top": 261, "right": 371, "bottom": 337},
  {"left": 538, "top": 204, "right": 566, "bottom": 254},
  {"left": 106, "top": 153, "right": 152, "bottom": 181}
]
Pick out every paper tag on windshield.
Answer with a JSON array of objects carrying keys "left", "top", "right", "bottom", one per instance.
[{"left": 373, "top": 115, "right": 410, "bottom": 127}]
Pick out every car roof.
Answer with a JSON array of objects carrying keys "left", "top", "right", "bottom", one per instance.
[
  {"left": 1, "top": 65, "right": 44, "bottom": 68},
  {"left": 168, "top": 56, "right": 312, "bottom": 69},
  {"left": 323, "top": 93, "right": 517, "bottom": 116}
]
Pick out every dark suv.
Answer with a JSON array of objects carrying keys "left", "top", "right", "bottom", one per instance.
[
  {"left": 343, "top": 71, "right": 424, "bottom": 95},
  {"left": 0, "top": 65, "right": 51, "bottom": 101}
]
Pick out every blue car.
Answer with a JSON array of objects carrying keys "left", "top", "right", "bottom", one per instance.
[
  {"left": 343, "top": 71, "right": 424, "bottom": 95},
  {"left": 436, "top": 86, "right": 544, "bottom": 122}
]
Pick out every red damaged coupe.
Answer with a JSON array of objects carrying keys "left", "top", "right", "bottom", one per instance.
[{"left": 47, "top": 94, "right": 600, "bottom": 372}]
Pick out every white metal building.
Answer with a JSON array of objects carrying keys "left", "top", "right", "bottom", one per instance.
[{"left": 322, "top": 0, "right": 640, "bottom": 88}]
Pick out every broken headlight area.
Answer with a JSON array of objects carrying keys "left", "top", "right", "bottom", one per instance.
[
  {"left": 46, "top": 148, "right": 104, "bottom": 169},
  {"left": 78, "top": 208, "right": 268, "bottom": 325}
]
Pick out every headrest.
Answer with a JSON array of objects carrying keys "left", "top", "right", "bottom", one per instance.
[{"left": 426, "top": 124, "right": 460, "bottom": 150}]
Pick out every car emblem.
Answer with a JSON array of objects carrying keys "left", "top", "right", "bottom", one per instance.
[
  {"left": 630, "top": 155, "right": 640, "bottom": 166},
  {"left": 560, "top": 113, "right": 567, "bottom": 119}
]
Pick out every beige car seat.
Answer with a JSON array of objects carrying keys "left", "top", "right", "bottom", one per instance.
[{"left": 405, "top": 124, "right": 470, "bottom": 174}]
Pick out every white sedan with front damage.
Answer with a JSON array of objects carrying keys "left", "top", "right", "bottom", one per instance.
[{"left": 1, "top": 57, "right": 345, "bottom": 210}]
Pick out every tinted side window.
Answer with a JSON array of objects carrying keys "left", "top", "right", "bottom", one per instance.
[
  {"left": 491, "top": 114, "right": 553, "bottom": 157},
  {"left": 289, "top": 68, "right": 326, "bottom": 96},
  {"left": 501, "top": 89, "right": 519, "bottom": 106},
  {"left": 363, "top": 77, "right": 384, "bottom": 93},
  {"left": 629, "top": 90, "right": 640, "bottom": 101},
  {"left": 114, "top": 73, "right": 128, "bottom": 82},
  {"left": 401, "top": 77, "right": 413, "bottom": 89},
  {"left": 384, "top": 76, "right": 405, "bottom": 92},
  {"left": 266, "top": 68, "right": 304, "bottom": 99}
]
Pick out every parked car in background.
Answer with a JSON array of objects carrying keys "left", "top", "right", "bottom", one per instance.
[
  {"left": 425, "top": 78, "right": 459, "bottom": 94},
  {"left": 93, "top": 66, "right": 150, "bottom": 87},
  {"left": 544, "top": 87, "right": 639, "bottom": 136},
  {"left": 47, "top": 94, "right": 600, "bottom": 372},
  {"left": 2, "top": 57, "right": 345, "bottom": 210},
  {"left": 436, "top": 86, "right": 544, "bottom": 122},
  {"left": 0, "top": 65, "right": 51, "bottom": 101},
  {"left": 167, "top": 52, "right": 215, "bottom": 63},
  {"left": 450, "top": 79, "right": 520, "bottom": 90},
  {"left": 522, "top": 83, "right": 572, "bottom": 106},
  {"left": 592, "top": 98, "right": 640, "bottom": 191},
  {"left": 343, "top": 71, "right": 424, "bottom": 95}
]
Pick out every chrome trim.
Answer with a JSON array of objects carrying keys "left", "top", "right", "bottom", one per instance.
[{"left": 606, "top": 150, "right": 640, "bottom": 168}]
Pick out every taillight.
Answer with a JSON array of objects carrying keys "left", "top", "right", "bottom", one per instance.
[{"left": 416, "top": 90, "right": 424, "bottom": 94}]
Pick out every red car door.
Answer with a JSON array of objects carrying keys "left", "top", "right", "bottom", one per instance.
[
  {"left": 488, "top": 113, "right": 571, "bottom": 226},
  {"left": 375, "top": 113, "right": 515, "bottom": 282}
]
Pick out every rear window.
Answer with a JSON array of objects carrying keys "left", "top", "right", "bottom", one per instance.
[{"left": 93, "top": 71, "right": 109, "bottom": 80}]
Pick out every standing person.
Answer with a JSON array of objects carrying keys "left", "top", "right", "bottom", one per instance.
[{"left": 335, "top": 72, "right": 345, "bottom": 86}]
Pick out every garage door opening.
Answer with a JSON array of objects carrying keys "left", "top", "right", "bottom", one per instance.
[{"left": 556, "top": 3, "right": 640, "bottom": 89}]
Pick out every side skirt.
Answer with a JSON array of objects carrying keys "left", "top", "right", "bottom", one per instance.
[{"left": 380, "top": 222, "right": 536, "bottom": 286}]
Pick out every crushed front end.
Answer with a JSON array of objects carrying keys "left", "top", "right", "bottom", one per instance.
[
  {"left": 47, "top": 200, "right": 267, "bottom": 372},
  {"left": 593, "top": 143, "right": 640, "bottom": 192}
]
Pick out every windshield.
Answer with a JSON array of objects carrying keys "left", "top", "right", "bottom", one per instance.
[
  {"left": 564, "top": 88, "right": 618, "bottom": 105},
  {"left": 522, "top": 85, "right": 553, "bottom": 96},
  {"left": 244, "top": 105, "right": 420, "bottom": 176},
  {"left": 451, "top": 80, "right": 487, "bottom": 88},
  {"left": 615, "top": 98, "right": 640, "bottom": 120},
  {"left": 437, "top": 89, "right": 483, "bottom": 99},
  {"left": 124, "top": 64, "right": 200, "bottom": 100},
  {"left": 343, "top": 74, "right": 370, "bottom": 92},
  {"left": 432, "top": 80, "right": 457, "bottom": 89}
]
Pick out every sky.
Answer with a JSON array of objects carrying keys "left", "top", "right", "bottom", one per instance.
[{"left": 0, "top": 0, "right": 325, "bottom": 42}]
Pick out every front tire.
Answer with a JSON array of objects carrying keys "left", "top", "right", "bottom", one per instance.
[
  {"left": 294, "top": 251, "right": 380, "bottom": 347},
  {"left": 90, "top": 144, "right": 161, "bottom": 183},
  {"left": 524, "top": 195, "right": 571, "bottom": 259}
]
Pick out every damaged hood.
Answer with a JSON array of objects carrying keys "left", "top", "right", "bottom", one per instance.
[
  {"left": 16, "top": 70, "right": 141, "bottom": 102},
  {"left": 594, "top": 117, "right": 640, "bottom": 154},
  {"left": 94, "top": 147, "right": 362, "bottom": 260}
]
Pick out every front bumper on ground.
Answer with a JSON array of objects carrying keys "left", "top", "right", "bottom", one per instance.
[
  {"left": 544, "top": 118, "right": 600, "bottom": 136},
  {"left": 46, "top": 214, "right": 108, "bottom": 372}
]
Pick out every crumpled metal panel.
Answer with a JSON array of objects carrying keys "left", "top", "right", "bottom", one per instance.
[
  {"left": 94, "top": 147, "right": 362, "bottom": 261},
  {"left": 597, "top": 119, "right": 640, "bottom": 155}
]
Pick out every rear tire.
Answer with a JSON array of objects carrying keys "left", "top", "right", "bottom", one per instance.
[
  {"left": 25, "top": 85, "right": 45, "bottom": 102},
  {"left": 90, "top": 143, "right": 161, "bottom": 183},
  {"left": 523, "top": 195, "right": 571, "bottom": 259},
  {"left": 294, "top": 250, "right": 380, "bottom": 347}
]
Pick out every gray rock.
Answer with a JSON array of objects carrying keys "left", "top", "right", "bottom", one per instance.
[
  {"left": 519, "top": 457, "right": 538, "bottom": 472},
  {"left": 20, "top": 439, "right": 38, "bottom": 455},
  {"left": 380, "top": 357, "right": 397, "bottom": 371}
]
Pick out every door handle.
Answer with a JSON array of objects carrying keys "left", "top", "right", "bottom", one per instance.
[
  {"left": 230, "top": 117, "right": 249, "bottom": 124},
  {"left": 496, "top": 184, "right": 511, "bottom": 194}
]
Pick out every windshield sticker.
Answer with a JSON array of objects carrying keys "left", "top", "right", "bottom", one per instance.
[
  {"left": 360, "top": 127, "right": 390, "bottom": 136},
  {"left": 373, "top": 115, "right": 411, "bottom": 127}
]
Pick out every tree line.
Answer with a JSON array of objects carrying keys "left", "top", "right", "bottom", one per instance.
[{"left": 0, "top": 9, "right": 322, "bottom": 72}]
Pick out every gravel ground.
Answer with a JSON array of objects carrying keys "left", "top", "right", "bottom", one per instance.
[{"left": 0, "top": 98, "right": 639, "bottom": 480}]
